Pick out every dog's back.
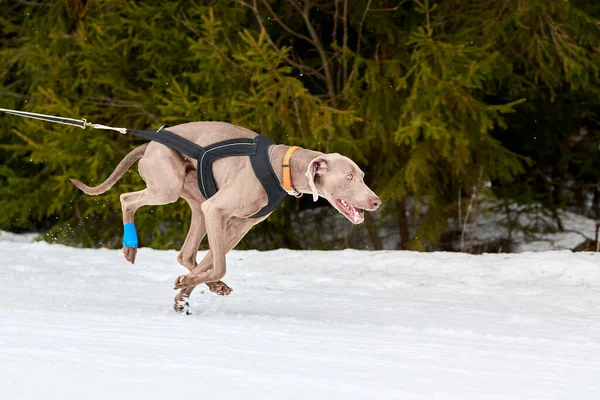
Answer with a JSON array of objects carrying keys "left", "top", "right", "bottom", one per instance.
[{"left": 168, "top": 121, "right": 258, "bottom": 148}]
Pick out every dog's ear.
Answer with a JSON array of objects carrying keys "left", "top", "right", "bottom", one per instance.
[{"left": 305, "top": 157, "right": 328, "bottom": 202}]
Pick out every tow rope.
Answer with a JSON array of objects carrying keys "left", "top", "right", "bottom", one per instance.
[{"left": 0, "top": 107, "right": 129, "bottom": 134}]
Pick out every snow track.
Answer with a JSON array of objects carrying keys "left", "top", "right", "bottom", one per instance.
[{"left": 1, "top": 241, "right": 599, "bottom": 399}]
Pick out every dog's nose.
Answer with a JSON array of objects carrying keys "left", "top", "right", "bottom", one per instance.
[{"left": 369, "top": 196, "right": 382, "bottom": 210}]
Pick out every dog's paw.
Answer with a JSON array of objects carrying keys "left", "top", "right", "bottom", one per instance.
[
  {"left": 122, "top": 246, "right": 137, "bottom": 264},
  {"left": 173, "top": 274, "right": 197, "bottom": 289},
  {"left": 206, "top": 281, "right": 233, "bottom": 296},
  {"left": 174, "top": 294, "right": 191, "bottom": 315}
]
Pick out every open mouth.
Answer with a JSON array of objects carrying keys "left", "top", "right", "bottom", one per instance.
[{"left": 336, "top": 199, "right": 365, "bottom": 224}]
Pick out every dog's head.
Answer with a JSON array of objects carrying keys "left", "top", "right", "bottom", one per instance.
[{"left": 305, "top": 154, "right": 381, "bottom": 224}]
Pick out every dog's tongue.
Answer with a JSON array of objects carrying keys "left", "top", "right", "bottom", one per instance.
[
  {"left": 339, "top": 199, "right": 364, "bottom": 223},
  {"left": 351, "top": 208, "right": 364, "bottom": 223}
]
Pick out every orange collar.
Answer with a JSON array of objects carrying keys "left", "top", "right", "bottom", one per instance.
[{"left": 282, "top": 146, "right": 302, "bottom": 196}]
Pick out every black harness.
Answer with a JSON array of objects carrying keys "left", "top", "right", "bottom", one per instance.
[{"left": 127, "top": 128, "right": 286, "bottom": 218}]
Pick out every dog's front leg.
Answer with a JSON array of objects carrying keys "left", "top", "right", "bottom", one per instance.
[
  {"left": 174, "top": 198, "right": 229, "bottom": 289},
  {"left": 173, "top": 217, "right": 262, "bottom": 315}
]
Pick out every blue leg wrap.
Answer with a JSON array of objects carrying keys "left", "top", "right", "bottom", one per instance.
[{"left": 123, "top": 222, "right": 138, "bottom": 248}]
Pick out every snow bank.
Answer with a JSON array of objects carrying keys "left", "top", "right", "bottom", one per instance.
[
  {"left": 1, "top": 240, "right": 599, "bottom": 399},
  {"left": 0, "top": 230, "right": 38, "bottom": 243},
  {"left": 262, "top": 202, "right": 599, "bottom": 252},
  {"left": 473, "top": 204, "right": 597, "bottom": 252}
]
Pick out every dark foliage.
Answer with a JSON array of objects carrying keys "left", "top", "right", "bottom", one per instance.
[{"left": 1, "top": 0, "right": 599, "bottom": 250}]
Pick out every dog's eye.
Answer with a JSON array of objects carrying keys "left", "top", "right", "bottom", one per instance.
[{"left": 347, "top": 174, "right": 353, "bottom": 180}]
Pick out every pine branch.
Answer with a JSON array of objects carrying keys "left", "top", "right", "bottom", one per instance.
[
  {"left": 15, "top": 0, "right": 50, "bottom": 6},
  {"left": 258, "top": 0, "right": 314, "bottom": 45},
  {"left": 235, "top": 0, "right": 326, "bottom": 81},
  {"left": 357, "top": 0, "right": 373, "bottom": 56},
  {"left": 287, "top": 0, "right": 337, "bottom": 103},
  {"left": 176, "top": 10, "right": 243, "bottom": 72}
]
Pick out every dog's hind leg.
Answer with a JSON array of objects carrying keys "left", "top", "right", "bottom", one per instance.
[
  {"left": 173, "top": 172, "right": 239, "bottom": 312},
  {"left": 176, "top": 172, "right": 207, "bottom": 271},
  {"left": 119, "top": 188, "right": 182, "bottom": 263},
  {"left": 174, "top": 173, "right": 207, "bottom": 313},
  {"left": 120, "top": 145, "right": 186, "bottom": 264}
]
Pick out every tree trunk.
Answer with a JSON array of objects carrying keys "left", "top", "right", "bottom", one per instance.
[
  {"left": 396, "top": 199, "right": 410, "bottom": 250},
  {"left": 548, "top": 183, "right": 564, "bottom": 232},
  {"left": 364, "top": 212, "right": 383, "bottom": 250},
  {"left": 593, "top": 187, "right": 600, "bottom": 220},
  {"left": 281, "top": 214, "right": 303, "bottom": 249}
]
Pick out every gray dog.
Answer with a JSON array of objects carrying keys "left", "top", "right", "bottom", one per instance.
[{"left": 71, "top": 122, "right": 381, "bottom": 312}]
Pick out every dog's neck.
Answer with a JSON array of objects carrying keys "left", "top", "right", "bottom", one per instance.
[{"left": 269, "top": 144, "right": 322, "bottom": 195}]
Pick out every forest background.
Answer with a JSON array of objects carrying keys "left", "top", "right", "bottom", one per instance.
[{"left": 1, "top": 0, "right": 600, "bottom": 252}]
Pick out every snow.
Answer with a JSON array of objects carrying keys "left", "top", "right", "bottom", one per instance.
[
  {"left": 1, "top": 235, "right": 599, "bottom": 399},
  {"left": 0, "top": 230, "right": 38, "bottom": 243},
  {"left": 472, "top": 203, "right": 597, "bottom": 252}
]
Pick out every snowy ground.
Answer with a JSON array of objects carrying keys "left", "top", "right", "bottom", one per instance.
[{"left": 1, "top": 238, "right": 599, "bottom": 399}]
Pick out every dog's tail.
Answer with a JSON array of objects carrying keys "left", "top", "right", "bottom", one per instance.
[{"left": 70, "top": 143, "right": 150, "bottom": 195}]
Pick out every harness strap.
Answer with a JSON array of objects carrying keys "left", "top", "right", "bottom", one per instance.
[
  {"left": 282, "top": 146, "right": 301, "bottom": 195},
  {"left": 198, "top": 138, "right": 257, "bottom": 200},
  {"left": 127, "top": 129, "right": 286, "bottom": 218},
  {"left": 126, "top": 128, "right": 204, "bottom": 159},
  {"left": 250, "top": 136, "right": 286, "bottom": 218}
]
